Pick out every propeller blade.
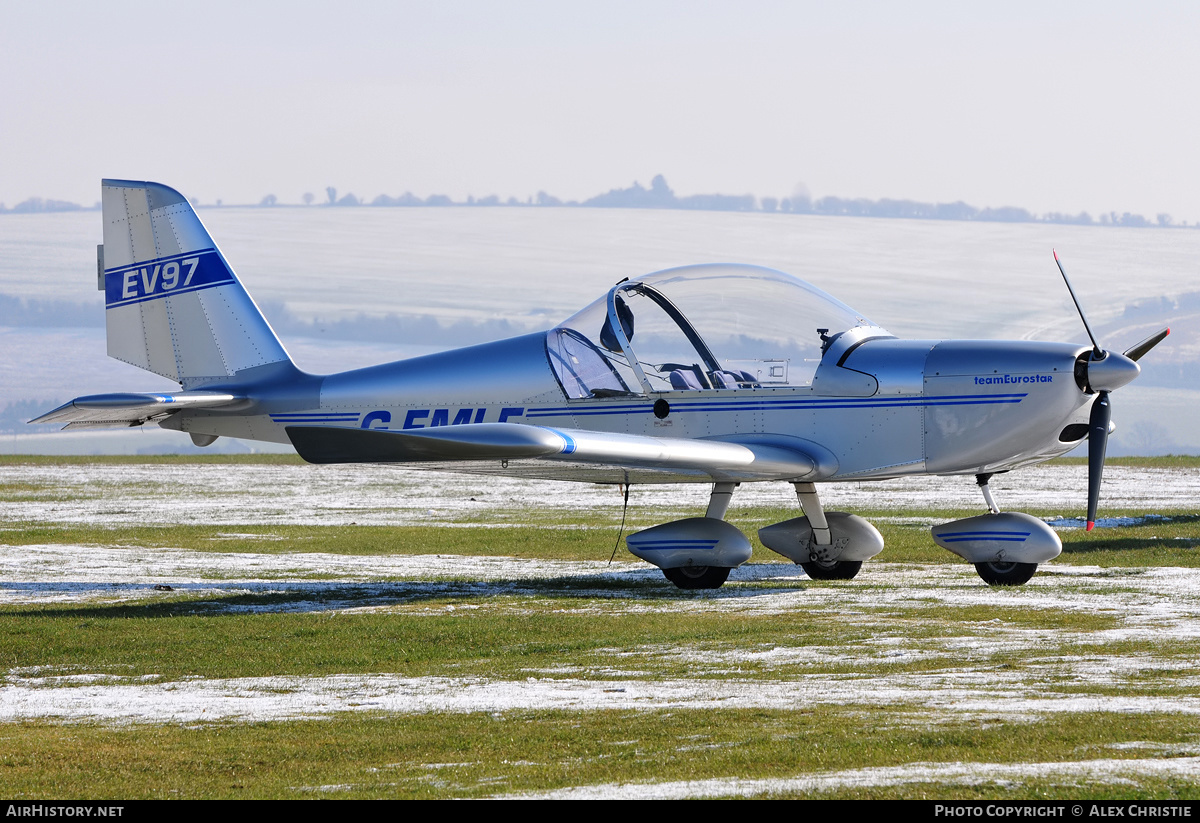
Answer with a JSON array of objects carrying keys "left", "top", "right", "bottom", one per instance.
[
  {"left": 1054, "top": 250, "right": 1103, "bottom": 357},
  {"left": 1123, "top": 326, "right": 1171, "bottom": 362},
  {"left": 1086, "top": 391, "right": 1111, "bottom": 531}
]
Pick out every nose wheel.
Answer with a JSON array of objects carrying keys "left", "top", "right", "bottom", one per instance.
[
  {"left": 931, "top": 476, "right": 1049, "bottom": 587},
  {"left": 974, "top": 561, "right": 1038, "bottom": 586}
]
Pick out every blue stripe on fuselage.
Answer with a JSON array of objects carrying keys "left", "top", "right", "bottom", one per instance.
[{"left": 524, "top": 393, "right": 1027, "bottom": 419}]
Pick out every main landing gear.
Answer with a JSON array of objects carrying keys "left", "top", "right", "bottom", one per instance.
[
  {"left": 801, "top": 558, "right": 863, "bottom": 581},
  {"left": 627, "top": 480, "right": 887, "bottom": 590},
  {"left": 758, "top": 482, "right": 884, "bottom": 581},
  {"left": 624, "top": 482, "right": 747, "bottom": 590},
  {"left": 662, "top": 565, "right": 732, "bottom": 589}
]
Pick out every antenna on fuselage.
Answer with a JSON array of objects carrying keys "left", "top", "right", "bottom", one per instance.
[{"left": 608, "top": 477, "right": 632, "bottom": 565}]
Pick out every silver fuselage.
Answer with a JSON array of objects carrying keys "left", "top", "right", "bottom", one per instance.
[{"left": 164, "top": 330, "right": 1094, "bottom": 483}]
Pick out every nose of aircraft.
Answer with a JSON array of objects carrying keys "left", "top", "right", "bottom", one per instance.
[{"left": 1082, "top": 351, "right": 1140, "bottom": 394}]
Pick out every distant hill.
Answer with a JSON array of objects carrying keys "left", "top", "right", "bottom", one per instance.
[
  {"left": 0, "top": 198, "right": 97, "bottom": 214},
  {"left": 5, "top": 175, "right": 1184, "bottom": 228}
]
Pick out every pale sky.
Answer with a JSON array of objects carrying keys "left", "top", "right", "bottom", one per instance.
[{"left": 4, "top": 1, "right": 1200, "bottom": 221}]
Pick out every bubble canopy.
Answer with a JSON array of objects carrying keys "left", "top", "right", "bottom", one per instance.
[{"left": 545, "top": 263, "right": 885, "bottom": 398}]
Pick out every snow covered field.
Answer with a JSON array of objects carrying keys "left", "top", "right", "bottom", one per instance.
[
  {"left": 5, "top": 461, "right": 1199, "bottom": 527},
  {"left": 3, "top": 459, "right": 1199, "bottom": 796},
  {"left": 5, "top": 555, "right": 1200, "bottom": 726}
]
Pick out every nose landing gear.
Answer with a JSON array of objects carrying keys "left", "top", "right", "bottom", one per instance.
[{"left": 932, "top": 474, "right": 1061, "bottom": 586}]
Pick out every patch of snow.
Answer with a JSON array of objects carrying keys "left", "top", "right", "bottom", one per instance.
[
  {"left": 4, "top": 463, "right": 1198, "bottom": 527},
  {"left": 6, "top": 670, "right": 1200, "bottom": 727},
  {"left": 502, "top": 757, "right": 1200, "bottom": 799}
]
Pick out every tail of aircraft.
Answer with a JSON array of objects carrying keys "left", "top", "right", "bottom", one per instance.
[{"left": 99, "top": 179, "right": 292, "bottom": 389}]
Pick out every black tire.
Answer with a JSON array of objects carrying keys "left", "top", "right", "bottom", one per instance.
[
  {"left": 800, "top": 559, "right": 862, "bottom": 580},
  {"left": 974, "top": 561, "right": 1037, "bottom": 586},
  {"left": 662, "top": 566, "right": 731, "bottom": 590}
]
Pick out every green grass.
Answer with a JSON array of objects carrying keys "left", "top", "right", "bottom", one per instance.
[
  {"left": 3, "top": 508, "right": 1198, "bottom": 566},
  {"left": 1049, "top": 455, "right": 1200, "bottom": 469},
  {"left": 2, "top": 563, "right": 1198, "bottom": 798},
  {"left": 0, "top": 593, "right": 1128, "bottom": 683},
  {"left": 2, "top": 711, "right": 1199, "bottom": 798}
]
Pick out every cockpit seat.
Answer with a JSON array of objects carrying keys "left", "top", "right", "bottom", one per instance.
[
  {"left": 711, "top": 370, "right": 752, "bottom": 388},
  {"left": 670, "top": 367, "right": 756, "bottom": 390},
  {"left": 669, "top": 368, "right": 705, "bottom": 390}
]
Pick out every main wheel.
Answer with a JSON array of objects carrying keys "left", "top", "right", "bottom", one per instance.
[
  {"left": 662, "top": 565, "right": 731, "bottom": 590},
  {"left": 800, "top": 559, "right": 862, "bottom": 580},
  {"left": 974, "top": 561, "right": 1037, "bottom": 586}
]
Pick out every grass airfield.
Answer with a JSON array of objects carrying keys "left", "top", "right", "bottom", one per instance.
[{"left": 2, "top": 456, "right": 1200, "bottom": 799}]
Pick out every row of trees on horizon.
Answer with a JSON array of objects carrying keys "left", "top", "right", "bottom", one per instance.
[{"left": 0, "top": 175, "right": 1183, "bottom": 228}]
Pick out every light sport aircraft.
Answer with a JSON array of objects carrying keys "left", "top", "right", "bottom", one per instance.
[{"left": 35, "top": 179, "right": 1170, "bottom": 589}]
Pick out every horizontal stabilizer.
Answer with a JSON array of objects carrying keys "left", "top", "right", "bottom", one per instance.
[
  {"left": 287, "top": 423, "right": 829, "bottom": 481},
  {"left": 30, "top": 391, "right": 241, "bottom": 429}
]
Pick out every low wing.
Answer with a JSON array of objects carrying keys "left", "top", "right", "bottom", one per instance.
[
  {"left": 286, "top": 423, "right": 836, "bottom": 483},
  {"left": 30, "top": 392, "right": 242, "bottom": 429}
]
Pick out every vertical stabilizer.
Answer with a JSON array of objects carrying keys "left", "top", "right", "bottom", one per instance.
[{"left": 100, "top": 179, "right": 291, "bottom": 388}]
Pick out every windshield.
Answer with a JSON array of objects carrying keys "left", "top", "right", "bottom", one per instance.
[{"left": 546, "top": 263, "right": 883, "bottom": 397}]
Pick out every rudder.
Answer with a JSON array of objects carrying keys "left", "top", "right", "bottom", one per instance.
[{"left": 100, "top": 179, "right": 291, "bottom": 388}]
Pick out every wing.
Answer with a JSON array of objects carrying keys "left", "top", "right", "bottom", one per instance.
[
  {"left": 286, "top": 423, "right": 836, "bottom": 483},
  {"left": 30, "top": 392, "right": 242, "bottom": 429}
]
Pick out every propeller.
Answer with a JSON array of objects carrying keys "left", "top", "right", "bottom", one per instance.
[
  {"left": 1052, "top": 251, "right": 1168, "bottom": 531},
  {"left": 1085, "top": 390, "right": 1111, "bottom": 531}
]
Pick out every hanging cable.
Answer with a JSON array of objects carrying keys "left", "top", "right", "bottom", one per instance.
[{"left": 608, "top": 476, "right": 631, "bottom": 565}]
